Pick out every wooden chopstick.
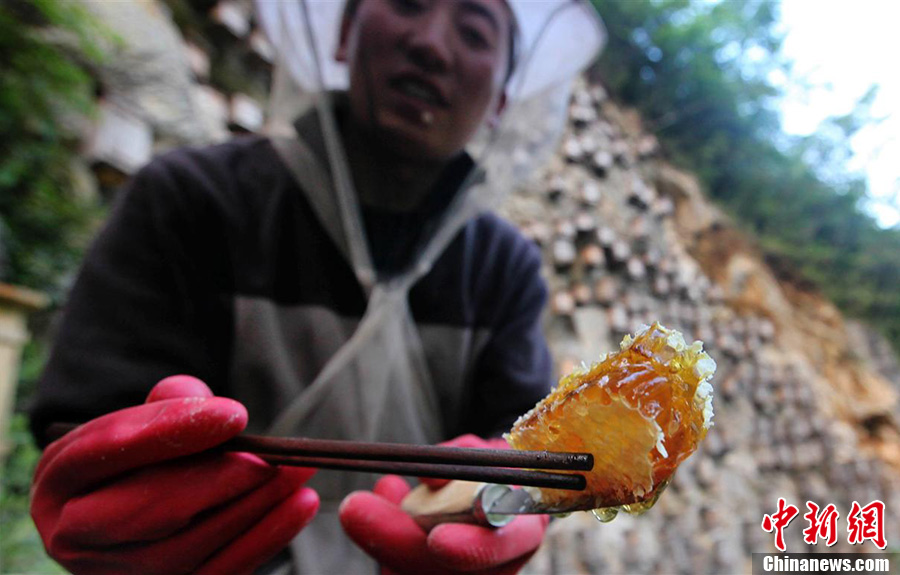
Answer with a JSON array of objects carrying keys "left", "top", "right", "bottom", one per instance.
[
  {"left": 259, "top": 455, "right": 587, "bottom": 490},
  {"left": 47, "top": 423, "right": 591, "bottom": 491}
]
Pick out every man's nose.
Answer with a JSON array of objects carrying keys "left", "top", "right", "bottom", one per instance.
[{"left": 405, "top": 12, "right": 452, "bottom": 73}]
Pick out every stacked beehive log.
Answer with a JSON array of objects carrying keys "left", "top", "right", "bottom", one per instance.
[{"left": 504, "top": 79, "right": 899, "bottom": 573}]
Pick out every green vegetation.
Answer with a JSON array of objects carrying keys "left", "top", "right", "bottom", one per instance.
[
  {"left": 0, "top": 0, "right": 106, "bottom": 297},
  {"left": 1, "top": 2, "right": 108, "bottom": 571},
  {"left": 1, "top": 415, "right": 66, "bottom": 574},
  {"left": 592, "top": 0, "right": 900, "bottom": 351}
]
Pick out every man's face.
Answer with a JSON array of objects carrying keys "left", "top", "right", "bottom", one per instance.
[{"left": 337, "top": 0, "right": 511, "bottom": 162}]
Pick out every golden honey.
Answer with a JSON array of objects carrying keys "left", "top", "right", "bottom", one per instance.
[{"left": 505, "top": 322, "right": 715, "bottom": 513}]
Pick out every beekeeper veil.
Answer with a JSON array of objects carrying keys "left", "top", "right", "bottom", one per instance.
[{"left": 253, "top": 1, "right": 604, "bottom": 572}]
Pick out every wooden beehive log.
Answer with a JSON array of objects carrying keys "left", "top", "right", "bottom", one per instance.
[
  {"left": 609, "top": 239, "right": 631, "bottom": 264},
  {"left": 594, "top": 276, "right": 618, "bottom": 305},
  {"left": 547, "top": 175, "right": 567, "bottom": 202},
  {"left": 642, "top": 247, "right": 661, "bottom": 269},
  {"left": 636, "top": 134, "right": 659, "bottom": 158},
  {"left": 695, "top": 457, "right": 717, "bottom": 488},
  {"left": 211, "top": 0, "right": 251, "bottom": 37},
  {"left": 695, "top": 306, "right": 713, "bottom": 325},
  {"left": 652, "top": 275, "right": 671, "bottom": 296},
  {"left": 551, "top": 290, "right": 575, "bottom": 316},
  {"left": 707, "top": 284, "right": 725, "bottom": 303},
  {"left": 579, "top": 244, "right": 605, "bottom": 269},
  {"left": 795, "top": 383, "right": 814, "bottom": 409},
  {"left": 719, "top": 373, "right": 738, "bottom": 401},
  {"left": 684, "top": 284, "right": 704, "bottom": 303},
  {"left": 715, "top": 333, "right": 738, "bottom": 356},
  {"left": 564, "top": 138, "right": 583, "bottom": 162},
  {"left": 752, "top": 385, "right": 773, "bottom": 411},
  {"left": 756, "top": 447, "right": 776, "bottom": 472},
  {"left": 773, "top": 413, "right": 792, "bottom": 443},
  {"left": 608, "top": 303, "right": 629, "bottom": 332},
  {"left": 572, "top": 88, "right": 593, "bottom": 107},
  {"left": 746, "top": 316, "right": 763, "bottom": 338},
  {"left": 776, "top": 445, "right": 793, "bottom": 471},
  {"left": 551, "top": 239, "right": 576, "bottom": 270},
  {"left": 229, "top": 93, "right": 264, "bottom": 132},
  {"left": 555, "top": 218, "right": 576, "bottom": 240},
  {"left": 679, "top": 302, "right": 698, "bottom": 327},
  {"left": 759, "top": 319, "right": 776, "bottom": 341},
  {"left": 575, "top": 212, "right": 597, "bottom": 236},
  {"left": 663, "top": 300, "right": 681, "bottom": 327},
  {"left": 84, "top": 103, "right": 153, "bottom": 182},
  {"left": 184, "top": 41, "right": 211, "bottom": 82},
  {"left": 248, "top": 29, "right": 275, "bottom": 64},
  {"left": 629, "top": 215, "right": 649, "bottom": 239},
  {"left": 628, "top": 178, "right": 655, "bottom": 210},
  {"left": 526, "top": 221, "right": 551, "bottom": 246},
  {"left": 780, "top": 380, "right": 797, "bottom": 405},
  {"left": 591, "top": 150, "right": 614, "bottom": 176},
  {"left": 652, "top": 195, "right": 675, "bottom": 218},
  {"left": 579, "top": 134, "right": 600, "bottom": 155},
  {"left": 751, "top": 421, "right": 768, "bottom": 448},
  {"left": 756, "top": 366, "right": 775, "bottom": 391},
  {"left": 597, "top": 120, "right": 615, "bottom": 137},
  {"left": 571, "top": 105, "right": 597, "bottom": 127},
  {"left": 801, "top": 441, "right": 825, "bottom": 467},
  {"left": 657, "top": 255, "right": 675, "bottom": 276},
  {"left": 694, "top": 275, "right": 712, "bottom": 299},
  {"left": 696, "top": 323, "right": 715, "bottom": 346},
  {"left": 596, "top": 226, "right": 616, "bottom": 247},
  {"left": 580, "top": 181, "right": 601, "bottom": 205},
  {"left": 611, "top": 139, "right": 629, "bottom": 161},
  {"left": 626, "top": 256, "right": 646, "bottom": 281},
  {"left": 193, "top": 85, "right": 230, "bottom": 140},
  {"left": 790, "top": 418, "right": 812, "bottom": 443},
  {"left": 622, "top": 292, "right": 640, "bottom": 314},
  {"left": 572, "top": 282, "right": 593, "bottom": 306},
  {"left": 809, "top": 417, "right": 827, "bottom": 442},
  {"left": 744, "top": 334, "right": 762, "bottom": 354},
  {"left": 704, "top": 428, "right": 726, "bottom": 458}
]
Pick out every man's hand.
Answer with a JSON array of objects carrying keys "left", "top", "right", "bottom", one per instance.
[
  {"left": 31, "top": 375, "right": 319, "bottom": 575},
  {"left": 339, "top": 435, "right": 548, "bottom": 575}
]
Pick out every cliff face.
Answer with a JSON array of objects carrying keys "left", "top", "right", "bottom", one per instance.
[
  {"left": 75, "top": 3, "right": 899, "bottom": 572},
  {"left": 501, "top": 79, "right": 900, "bottom": 573}
]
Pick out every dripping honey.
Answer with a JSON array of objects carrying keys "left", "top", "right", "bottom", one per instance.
[{"left": 506, "top": 323, "right": 714, "bottom": 513}]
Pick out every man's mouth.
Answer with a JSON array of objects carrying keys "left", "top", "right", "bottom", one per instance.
[{"left": 391, "top": 75, "right": 449, "bottom": 108}]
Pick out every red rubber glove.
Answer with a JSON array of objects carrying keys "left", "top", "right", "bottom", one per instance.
[
  {"left": 339, "top": 435, "right": 548, "bottom": 575},
  {"left": 31, "top": 375, "right": 319, "bottom": 575}
]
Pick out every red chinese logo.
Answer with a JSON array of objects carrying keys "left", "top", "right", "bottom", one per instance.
[
  {"left": 847, "top": 500, "right": 886, "bottom": 549},
  {"left": 762, "top": 499, "right": 888, "bottom": 552},
  {"left": 802, "top": 501, "right": 839, "bottom": 546},
  {"left": 762, "top": 498, "right": 799, "bottom": 552}
]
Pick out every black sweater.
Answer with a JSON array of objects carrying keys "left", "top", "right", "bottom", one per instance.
[{"left": 31, "top": 135, "right": 552, "bottom": 446}]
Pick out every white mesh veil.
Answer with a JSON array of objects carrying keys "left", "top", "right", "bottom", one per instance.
[{"left": 252, "top": 2, "right": 605, "bottom": 573}]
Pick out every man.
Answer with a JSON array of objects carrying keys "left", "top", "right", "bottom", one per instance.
[{"left": 30, "top": 1, "right": 604, "bottom": 573}]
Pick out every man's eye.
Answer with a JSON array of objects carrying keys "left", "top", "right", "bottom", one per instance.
[
  {"left": 390, "top": 0, "right": 425, "bottom": 15},
  {"left": 460, "top": 26, "right": 489, "bottom": 49}
]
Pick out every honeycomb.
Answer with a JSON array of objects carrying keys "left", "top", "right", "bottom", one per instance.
[{"left": 505, "top": 322, "right": 715, "bottom": 514}]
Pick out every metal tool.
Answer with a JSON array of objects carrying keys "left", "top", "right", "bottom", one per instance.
[{"left": 402, "top": 480, "right": 594, "bottom": 532}]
